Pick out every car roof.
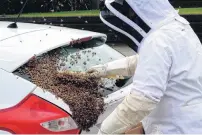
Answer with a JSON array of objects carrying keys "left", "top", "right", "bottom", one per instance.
[
  {"left": 0, "top": 21, "right": 107, "bottom": 72},
  {"left": 0, "top": 21, "right": 50, "bottom": 40}
]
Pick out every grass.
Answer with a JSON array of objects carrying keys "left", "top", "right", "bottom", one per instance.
[
  {"left": 5, "top": 8, "right": 202, "bottom": 18},
  {"left": 178, "top": 7, "right": 202, "bottom": 15},
  {"left": 7, "top": 10, "right": 100, "bottom": 17}
]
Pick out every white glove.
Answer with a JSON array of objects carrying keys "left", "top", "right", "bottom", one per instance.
[
  {"left": 87, "top": 64, "right": 108, "bottom": 78},
  {"left": 87, "top": 55, "right": 139, "bottom": 77},
  {"left": 98, "top": 90, "right": 157, "bottom": 134}
]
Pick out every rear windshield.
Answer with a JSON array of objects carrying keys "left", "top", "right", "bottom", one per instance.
[{"left": 14, "top": 39, "right": 126, "bottom": 96}]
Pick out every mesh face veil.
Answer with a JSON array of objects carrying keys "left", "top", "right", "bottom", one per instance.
[{"left": 100, "top": 0, "right": 178, "bottom": 52}]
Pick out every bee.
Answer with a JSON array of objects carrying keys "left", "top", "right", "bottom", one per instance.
[
  {"left": 60, "top": 63, "right": 65, "bottom": 67},
  {"left": 92, "top": 52, "right": 97, "bottom": 57}
]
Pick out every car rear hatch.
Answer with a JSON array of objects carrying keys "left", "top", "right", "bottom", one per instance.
[{"left": 0, "top": 23, "right": 107, "bottom": 113}]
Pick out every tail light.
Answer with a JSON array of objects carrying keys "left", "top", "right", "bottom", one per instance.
[
  {"left": 41, "top": 117, "right": 77, "bottom": 132},
  {"left": 0, "top": 94, "right": 80, "bottom": 134}
]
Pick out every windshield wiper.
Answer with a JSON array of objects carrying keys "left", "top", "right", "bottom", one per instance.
[{"left": 7, "top": 0, "right": 30, "bottom": 28}]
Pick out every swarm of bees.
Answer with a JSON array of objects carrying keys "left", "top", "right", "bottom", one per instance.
[{"left": 14, "top": 48, "right": 105, "bottom": 131}]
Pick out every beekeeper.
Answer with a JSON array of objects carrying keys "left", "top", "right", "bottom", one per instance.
[{"left": 88, "top": 0, "right": 202, "bottom": 134}]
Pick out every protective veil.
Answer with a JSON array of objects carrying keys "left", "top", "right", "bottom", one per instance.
[{"left": 99, "top": 0, "right": 202, "bottom": 134}]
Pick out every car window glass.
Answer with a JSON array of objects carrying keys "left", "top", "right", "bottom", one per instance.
[{"left": 57, "top": 41, "right": 125, "bottom": 96}]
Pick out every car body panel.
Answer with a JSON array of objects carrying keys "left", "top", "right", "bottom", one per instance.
[{"left": 0, "top": 68, "right": 36, "bottom": 110}]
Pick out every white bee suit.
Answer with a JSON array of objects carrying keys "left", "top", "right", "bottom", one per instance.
[{"left": 98, "top": 0, "right": 202, "bottom": 134}]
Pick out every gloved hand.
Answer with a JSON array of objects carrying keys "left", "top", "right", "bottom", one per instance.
[
  {"left": 87, "top": 55, "right": 139, "bottom": 78},
  {"left": 87, "top": 64, "right": 108, "bottom": 78}
]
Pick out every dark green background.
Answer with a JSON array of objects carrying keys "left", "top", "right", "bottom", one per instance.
[{"left": 0, "top": 0, "right": 201, "bottom": 14}]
